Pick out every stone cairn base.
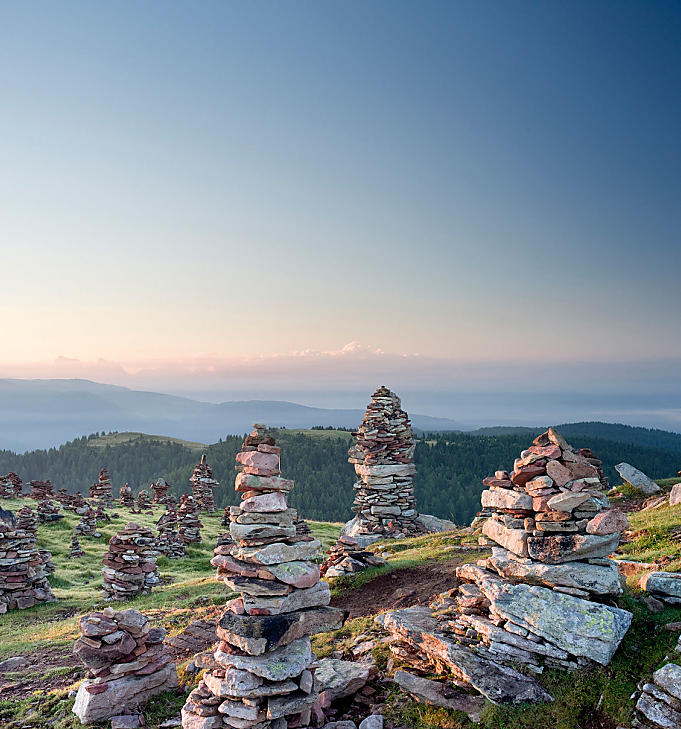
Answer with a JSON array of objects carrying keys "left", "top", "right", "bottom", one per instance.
[
  {"left": 321, "top": 535, "right": 387, "bottom": 578},
  {"left": 102, "top": 523, "right": 161, "bottom": 600},
  {"left": 137, "top": 489, "right": 153, "bottom": 512},
  {"left": 156, "top": 508, "right": 186, "bottom": 559},
  {"left": 70, "top": 533, "right": 84, "bottom": 558},
  {"left": 90, "top": 467, "right": 114, "bottom": 506},
  {"left": 72, "top": 607, "right": 178, "bottom": 724},
  {"left": 190, "top": 454, "right": 220, "bottom": 512},
  {"left": 29, "top": 479, "right": 54, "bottom": 500},
  {"left": 120, "top": 483, "right": 135, "bottom": 509},
  {"left": 37, "top": 499, "right": 64, "bottom": 524},
  {"left": 178, "top": 494, "right": 203, "bottom": 544},
  {"left": 151, "top": 477, "right": 171, "bottom": 504},
  {"left": 0, "top": 472, "right": 22, "bottom": 499},
  {"left": 74, "top": 506, "right": 101, "bottom": 538},
  {"left": 182, "top": 424, "right": 345, "bottom": 729},
  {"left": 377, "top": 428, "right": 633, "bottom": 706},
  {"left": 0, "top": 505, "right": 56, "bottom": 613}
]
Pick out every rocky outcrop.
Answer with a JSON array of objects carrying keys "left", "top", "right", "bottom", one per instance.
[
  {"left": 615, "top": 463, "right": 660, "bottom": 495},
  {"left": 190, "top": 454, "right": 220, "bottom": 511},
  {"left": 0, "top": 505, "right": 56, "bottom": 613},
  {"left": 0, "top": 472, "right": 22, "bottom": 499},
  {"left": 72, "top": 607, "right": 178, "bottom": 724},
  {"left": 90, "top": 468, "right": 114, "bottom": 506},
  {"left": 181, "top": 424, "right": 346, "bottom": 729},
  {"left": 102, "top": 523, "right": 160, "bottom": 600}
]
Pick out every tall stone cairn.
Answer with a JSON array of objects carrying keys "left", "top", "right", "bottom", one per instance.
[
  {"left": 156, "top": 508, "right": 186, "bottom": 559},
  {"left": 89, "top": 467, "right": 114, "bottom": 506},
  {"left": 72, "top": 606, "right": 178, "bottom": 724},
  {"left": 74, "top": 506, "right": 101, "bottom": 538},
  {"left": 0, "top": 472, "right": 22, "bottom": 499},
  {"left": 190, "top": 454, "right": 220, "bottom": 511},
  {"left": 69, "top": 533, "right": 84, "bottom": 558},
  {"left": 347, "top": 386, "right": 420, "bottom": 538},
  {"left": 0, "top": 505, "right": 56, "bottom": 613},
  {"left": 29, "top": 479, "right": 54, "bottom": 500},
  {"left": 137, "top": 488, "right": 153, "bottom": 511},
  {"left": 181, "top": 424, "right": 345, "bottom": 729},
  {"left": 151, "top": 477, "right": 171, "bottom": 504},
  {"left": 102, "top": 522, "right": 161, "bottom": 600},
  {"left": 37, "top": 499, "right": 64, "bottom": 524},
  {"left": 178, "top": 494, "right": 203, "bottom": 544},
  {"left": 120, "top": 483, "right": 135, "bottom": 509}
]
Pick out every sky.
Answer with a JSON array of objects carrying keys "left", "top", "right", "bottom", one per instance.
[{"left": 1, "top": 1, "right": 680, "bottom": 409}]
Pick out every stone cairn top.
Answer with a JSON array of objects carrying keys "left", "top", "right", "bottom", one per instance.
[
  {"left": 347, "top": 386, "right": 421, "bottom": 539},
  {"left": 190, "top": 454, "right": 220, "bottom": 511},
  {"left": 69, "top": 532, "right": 84, "bottom": 558},
  {"left": 0, "top": 472, "right": 22, "bottom": 499},
  {"left": 377, "top": 428, "right": 633, "bottom": 706},
  {"left": 182, "top": 424, "right": 346, "bottom": 729},
  {"left": 0, "top": 505, "right": 56, "bottom": 613},
  {"left": 37, "top": 499, "right": 64, "bottom": 524},
  {"left": 72, "top": 606, "right": 179, "bottom": 724},
  {"left": 89, "top": 467, "right": 114, "bottom": 506},
  {"left": 74, "top": 506, "right": 101, "bottom": 538},
  {"left": 29, "top": 479, "right": 54, "bottom": 500},
  {"left": 120, "top": 483, "right": 135, "bottom": 509},
  {"left": 151, "top": 477, "right": 171, "bottom": 504},
  {"left": 156, "top": 508, "right": 186, "bottom": 559},
  {"left": 177, "top": 494, "right": 203, "bottom": 544},
  {"left": 102, "top": 522, "right": 161, "bottom": 601},
  {"left": 137, "top": 488, "right": 153, "bottom": 512}
]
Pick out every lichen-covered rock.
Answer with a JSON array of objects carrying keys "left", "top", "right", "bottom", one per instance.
[{"left": 615, "top": 462, "right": 660, "bottom": 494}]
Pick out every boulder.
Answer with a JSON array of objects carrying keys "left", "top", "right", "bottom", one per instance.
[
  {"left": 392, "top": 670, "right": 486, "bottom": 722},
  {"left": 640, "top": 572, "right": 681, "bottom": 601},
  {"left": 586, "top": 510, "right": 629, "bottom": 535},
  {"left": 314, "top": 658, "right": 374, "bottom": 701},
  {"left": 416, "top": 514, "right": 458, "bottom": 533},
  {"left": 670, "top": 483, "right": 681, "bottom": 507},
  {"left": 615, "top": 463, "right": 660, "bottom": 495}
]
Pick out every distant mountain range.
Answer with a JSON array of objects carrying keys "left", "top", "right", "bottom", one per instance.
[{"left": 0, "top": 379, "right": 466, "bottom": 452}]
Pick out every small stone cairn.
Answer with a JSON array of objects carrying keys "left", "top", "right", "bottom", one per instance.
[
  {"left": 89, "top": 467, "right": 114, "bottom": 506},
  {"left": 321, "top": 535, "right": 387, "bottom": 578},
  {"left": 29, "top": 479, "right": 54, "bottom": 500},
  {"left": 151, "top": 477, "right": 171, "bottom": 504},
  {"left": 0, "top": 505, "right": 56, "bottom": 613},
  {"left": 74, "top": 506, "right": 101, "bottom": 538},
  {"left": 156, "top": 508, "right": 186, "bottom": 559},
  {"left": 37, "top": 499, "right": 64, "bottom": 524},
  {"left": 102, "top": 523, "right": 161, "bottom": 600},
  {"left": 377, "top": 428, "right": 633, "bottom": 705},
  {"left": 72, "top": 607, "right": 178, "bottom": 724},
  {"left": 137, "top": 488, "right": 153, "bottom": 511},
  {"left": 120, "top": 483, "right": 135, "bottom": 509},
  {"left": 181, "top": 424, "right": 345, "bottom": 729},
  {"left": 190, "top": 454, "right": 220, "bottom": 511},
  {"left": 69, "top": 532, "right": 84, "bottom": 558},
  {"left": 178, "top": 494, "right": 203, "bottom": 544},
  {"left": 0, "top": 472, "right": 22, "bottom": 499},
  {"left": 221, "top": 506, "right": 231, "bottom": 527}
]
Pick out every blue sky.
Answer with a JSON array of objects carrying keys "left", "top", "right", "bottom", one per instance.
[{"left": 1, "top": 2, "right": 679, "bottom": 378}]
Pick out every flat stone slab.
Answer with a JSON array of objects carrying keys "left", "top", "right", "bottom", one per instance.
[
  {"left": 392, "top": 670, "right": 486, "bottom": 722},
  {"left": 526, "top": 532, "right": 619, "bottom": 563},
  {"left": 482, "top": 519, "right": 528, "bottom": 558},
  {"left": 376, "top": 606, "right": 552, "bottom": 705},
  {"left": 641, "top": 572, "right": 681, "bottom": 600},
  {"left": 313, "top": 659, "right": 374, "bottom": 701},
  {"left": 615, "top": 463, "right": 660, "bottom": 494},
  {"left": 214, "top": 636, "right": 313, "bottom": 681}
]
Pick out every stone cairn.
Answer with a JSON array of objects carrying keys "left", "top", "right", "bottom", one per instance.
[
  {"left": 102, "top": 522, "right": 161, "bottom": 600},
  {"left": 151, "top": 477, "right": 171, "bottom": 504},
  {"left": 347, "top": 386, "right": 421, "bottom": 540},
  {"left": 120, "top": 483, "right": 135, "bottom": 509},
  {"left": 320, "top": 535, "right": 387, "bottom": 579},
  {"left": 29, "top": 479, "right": 54, "bottom": 500},
  {"left": 182, "top": 424, "right": 345, "bottom": 729},
  {"left": 0, "top": 505, "right": 56, "bottom": 613},
  {"left": 137, "top": 488, "right": 153, "bottom": 511},
  {"left": 377, "top": 428, "right": 633, "bottom": 706},
  {"left": 89, "top": 467, "right": 114, "bottom": 506},
  {"left": 69, "top": 532, "right": 84, "bottom": 558},
  {"left": 634, "top": 662, "right": 681, "bottom": 729},
  {"left": 156, "top": 508, "right": 186, "bottom": 559},
  {"left": 178, "top": 494, "right": 203, "bottom": 544},
  {"left": 72, "top": 607, "right": 179, "bottom": 724},
  {"left": 0, "top": 472, "right": 22, "bottom": 499},
  {"left": 95, "top": 504, "right": 111, "bottom": 523},
  {"left": 190, "top": 454, "right": 220, "bottom": 511},
  {"left": 74, "top": 506, "right": 101, "bottom": 538},
  {"left": 37, "top": 499, "right": 64, "bottom": 524}
]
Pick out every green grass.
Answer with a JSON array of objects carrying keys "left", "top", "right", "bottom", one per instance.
[
  {"left": 275, "top": 428, "right": 354, "bottom": 442},
  {"left": 88, "top": 432, "right": 207, "bottom": 450}
]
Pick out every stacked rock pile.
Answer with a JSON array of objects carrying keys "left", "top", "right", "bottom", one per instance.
[
  {"left": 0, "top": 505, "right": 56, "bottom": 613},
  {"left": 120, "top": 483, "right": 135, "bottom": 509},
  {"left": 156, "top": 508, "right": 186, "bottom": 559},
  {"left": 181, "top": 424, "right": 346, "bottom": 729},
  {"left": 29, "top": 479, "right": 54, "bottom": 500},
  {"left": 74, "top": 506, "right": 102, "bottom": 538},
  {"left": 72, "top": 607, "right": 179, "bottom": 724},
  {"left": 294, "top": 517, "right": 312, "bottom": 540},
  {"left": 221, "top": 506, "right": 231, "bottom": 527},
  {"left": 0, "top": 472, "right": 22, "bottom": 499},
  {"left": 137, "top": 489, "right": 153, "bottom": 511},
  {"left": 37, "top": 499, "right": 64, "bottom": 524},
  {"left": 102, "top": 523, "right": 161, "bottom": 600},
  {"left": 377, "top": 428, "right": 633, "bottom": 705},
  {"left": 634, "top": 662, "right": 681, "bottom": 729},
  {"left": 178, "top": 494, "right": 203, "bottom": 544},
  {"left": 70, "top": 533, "right": 84, "bottom": 558},
  {"left": 89, "top": 468, "right": 114, "bottom": 506},
  {"left": 346, "top": 387, "right": 421, "bottom": 540},
  {"left": 321, "top": 536, "right": 387, "bottom": 578},
  {"left": 151, "top": 477, "right": 171, "bottom": 504},
  {"left": 190, "top": 454, "right": 220, "bottom": 511},
  {"left": 95, "top": 504, "right": 111, "bottom": 523},
  {"left": 55, "top": 488, "right": 74, "bottom": 508}
]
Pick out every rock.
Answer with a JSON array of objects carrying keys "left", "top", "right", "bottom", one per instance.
[
  {"left": 358, "top": 716, "right": 383, "bottom": 729},
  {"left": 393, "top": 670, "right": 486, "bottom": 722},
  {"left": 586, "top": 510, "right": 629, "bottom": 535},
  {"left": 670, "top": 483, "right": 681, "bottom": 506},
  {"left": 546, "top": 492, "right": 590, "bottom": 512},
  {"left": 526, "top": 532, "right": 620, "bottom": 563},
  {"left": 322, "top": 723, "right": 357, "bottom": 729},
  {"left": 615, "top": 463, "right": 660, "bottom": 494},
  {"left": 482, "top": 519, "right": 528, "bottom": 558},
  {"left": 110, "top": 715, "right": 142, "bottom": 729},
  {"left": 0, "top": 656, "right": 28, "bottom": 672},
  {"left": 215, "top": 637, "right": 313, "bottom": 681},
  {"left": 643, "top": 595, "right": 665, "bottom": 613},
  {"left": 232, "top": 540, "right": 323, "bottom": 565},
  {"left": 417, "top": 513, "right": 457, "bottom": 532},
  {"left": 314, "top": 659, "right": 374, "bottom": 701},
  {"left": 190, "top": 455, "right": 220, "bottom": 511},
  {"left": 641, "top": 572, "right": 681, "bottom": 601},
  {"left": 482, "top": 489, "right": 533, "bottom": 511}
]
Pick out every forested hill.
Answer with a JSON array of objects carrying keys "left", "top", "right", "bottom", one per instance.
[{"left": 0, "top": 428, "right": 679, "bottom": 525}]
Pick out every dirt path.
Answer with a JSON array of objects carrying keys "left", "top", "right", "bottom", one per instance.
[{"left": 330, "top": 559, "right": 464, "bottom": 619}]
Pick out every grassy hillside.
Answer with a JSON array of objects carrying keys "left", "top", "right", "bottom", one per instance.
[{"left": 88, "top": 432, "right": 207, "bottom": 451}]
